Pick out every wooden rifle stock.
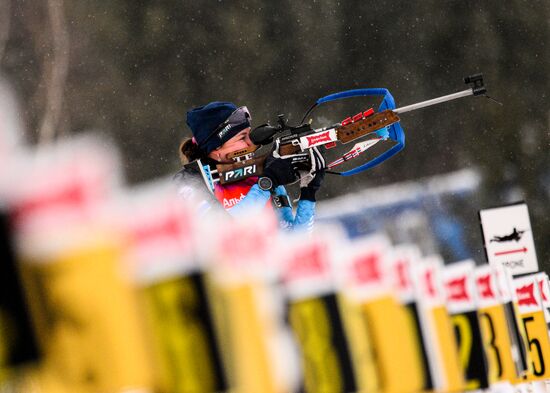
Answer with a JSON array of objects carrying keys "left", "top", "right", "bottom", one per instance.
[
  {"left": 336, "top": 110, "right": 400, "bottom": 143},
  {"left": 278, "top": 110, "right": 400, "bottom": 155},
  {"left": 279, "top": 143, "right": 302, "bottom": 156},
  {"left": 216, "top": 155, "right": 268, "bottom": 185}
]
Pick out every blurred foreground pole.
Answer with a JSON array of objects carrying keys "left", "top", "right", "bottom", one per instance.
[
  {"left": 348, "top": 238, "right": 428, "bottom": 393},
  {"left": 122, "top": 181, "right": 229, "bottom": 393},
  {"left": 0, "top": 75, "right": 43, "bottom": 391},
  {"left": 19, "top": 230, "right": 153, "bottom": 392},
  {"left": 38, "top": 0, "right": 69, "bottom": 144},
  {"left": 9, "top": 137, "right": 153, "bottom": 392},
  {"left": 284, "top": 230, "right": 359, "bottom": 393},
  {"left": 208, "top": 210, "right": 300, "bottom": 393},
  {"left": 0, "top": 212, "right": 41, "bottom": 386}
]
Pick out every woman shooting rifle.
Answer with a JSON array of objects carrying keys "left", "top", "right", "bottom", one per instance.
[{"left": 175, "top": 101, "right": 325, "bottom": 230}]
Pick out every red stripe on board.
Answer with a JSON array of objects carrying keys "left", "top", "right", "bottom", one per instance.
[{"left": 495, "top": 247, "right": 527, "bottom": 256}]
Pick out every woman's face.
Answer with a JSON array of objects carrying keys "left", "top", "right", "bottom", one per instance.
[{"left": 208, "top": 128, "right": 255, "bottom": 162}]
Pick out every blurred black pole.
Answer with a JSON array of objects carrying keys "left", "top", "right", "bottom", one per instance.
[{"left": 0, "top": 210, "right": 40, "bottom": 375}]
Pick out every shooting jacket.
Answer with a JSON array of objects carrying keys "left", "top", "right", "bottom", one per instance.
[{"left": 174, "top": 163, "right": 316, "bottom": 231}]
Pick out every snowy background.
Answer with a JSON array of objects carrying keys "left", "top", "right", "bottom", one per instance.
[{"left": 1, "top": 0, "right": 548, "bottom": 264}]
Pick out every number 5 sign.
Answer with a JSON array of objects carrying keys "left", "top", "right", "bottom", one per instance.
[{"left": 512, "top": 275, "right": 550, "bottom": 381}]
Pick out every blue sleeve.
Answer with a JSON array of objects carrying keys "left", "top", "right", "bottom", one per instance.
[
  {"left": 272, "top": 186, "right": 294, "bottom": 230},
  {"left": 292, "top": 199, "right": 316, "bottom": 232},
  {"left": 226, "top": 184, "right": 271, "bottom": 217},
  {"left": 227, "top": 184, "right": 316, "bottom": 232},
  {"left": 272, "top": 185, "right": 316, "bottom": 232}
]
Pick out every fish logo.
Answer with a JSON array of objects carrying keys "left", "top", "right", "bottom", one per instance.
[
  {"left": 353, "top": 253, "right": 381, "bottom": 284},
  {"left": 476, "top": 274, "right": 495, "bottom": 299},
  {"left": 516, "top": 283, "right": 538, "bottom": 307},
  {"left": 446, "top": 276, "right": 469, "bottom": 302},
  {"left": 285, "top": 244, "right": 328, "bottom": 281}
]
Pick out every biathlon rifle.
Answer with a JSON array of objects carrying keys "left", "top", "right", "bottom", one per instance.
[{"left": 197, "top": 74, "right": 490, "bottom": 191}]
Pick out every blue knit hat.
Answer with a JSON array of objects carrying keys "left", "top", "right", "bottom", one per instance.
[{"left": 186, "top": 101, "right": 250, "bottom": 155}]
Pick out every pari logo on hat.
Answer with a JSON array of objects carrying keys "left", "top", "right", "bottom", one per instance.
[
  {"left": 217, "top": 123, "right": 233, "bottom": 140},
  {"left": 186, "top": 102, "right": 251, "bottom": 154}
]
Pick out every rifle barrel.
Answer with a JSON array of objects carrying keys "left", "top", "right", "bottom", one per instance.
[{"left": 393, "top": 88, "right": 473, "bottom": 114}]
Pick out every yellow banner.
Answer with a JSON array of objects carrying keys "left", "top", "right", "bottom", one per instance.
[
  {"left": 430, "top": 306, "right": 464, "bottom": 392},
  {"left": 450, "top": 311, "right": 489, "bottom": 390},
  {"left": 140, "top": 273, "right": 227, "bottom": 393},
  {"left": 288, "top": 293, "right": 357, "bottom": 393},
  {"left": 20, "top": 236, "right": 153, "bottom": 393},
  {"left": 478, "top": 304, "right": 521, "bottom": 384},
  {"left": 517, "top": 310, "right": 550, "bottom": 381},
  {"left": 209, "top": 280, "right": 281, "bottom": 393},
  {"left": 339, "top": 296, "right": 380, "bottom": 393},
  {"left": 0, "top": 309, "right": 11, "bottom": 383},
  {"left": 362, "top": 295, "right": 426, "bottom": 393}
]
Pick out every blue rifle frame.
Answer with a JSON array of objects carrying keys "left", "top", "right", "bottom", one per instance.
[{"left": 316, "top": 88, "right": 405, "bottom": 176}]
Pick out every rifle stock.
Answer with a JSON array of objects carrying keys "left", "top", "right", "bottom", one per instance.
[
  {"left": 336, "top": 110, "right": 400, "bottom": 143},
  {"left": 279, "top": 143, "right": 302, "bottom": 156},
  {"left": 278, "top": 110, "right": 400, "bottom": 155},
  {"left": 216, "top": 155, "right": 268, "bottom": 185}
]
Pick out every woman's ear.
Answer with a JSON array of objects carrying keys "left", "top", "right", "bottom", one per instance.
[{"left": 207, "top": 148, "right": 221, "bottom": 162}]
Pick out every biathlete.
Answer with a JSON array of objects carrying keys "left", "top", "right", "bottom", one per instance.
[{"left": 174, "top": 101, "right": 325, "bottom": 230}]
